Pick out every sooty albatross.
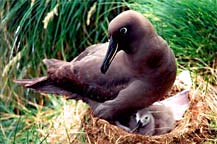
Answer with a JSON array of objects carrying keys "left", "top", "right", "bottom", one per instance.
[{"left": 15, "top": 10, "right": 177, "bottom": 122}]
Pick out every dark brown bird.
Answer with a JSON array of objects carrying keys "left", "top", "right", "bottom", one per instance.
[{"left": 15, "top": 10, "right": 177, "bottom": 121}]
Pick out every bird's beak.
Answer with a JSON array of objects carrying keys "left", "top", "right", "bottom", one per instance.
[
  {"left": 131, "top": 120, "right": 142, "bottom": 133},
  {"left": 101, "top": 36, "right": 119, "bottom": 74}
]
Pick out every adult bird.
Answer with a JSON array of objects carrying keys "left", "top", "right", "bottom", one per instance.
[{"left": 15, "top": 10, "right": 177, "bottom": 122}]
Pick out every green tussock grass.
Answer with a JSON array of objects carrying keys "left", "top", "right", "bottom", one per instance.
[
  {"left": 0, "top": 94, "right": 89, "bottom": 143},
  {"left": 0, "top": 0, "right": 217, "bottom": 143},
  {"left": 0, "top": 94, "right": 58, "bottom": 144}
]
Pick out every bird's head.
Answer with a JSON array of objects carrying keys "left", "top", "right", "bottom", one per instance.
[
  {"left": 100, "top": 10, "right": 156, "bottom": 74},
  {"left": 131, "top": 110, "right": 155, "bottom": 135}
]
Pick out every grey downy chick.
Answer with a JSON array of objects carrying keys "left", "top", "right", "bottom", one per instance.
[
  {"left": 116, "top": 104, "right": 174, "bottom": 136},
  {"left": 116, "top": 90, "right": 189, "bottom": 136}
]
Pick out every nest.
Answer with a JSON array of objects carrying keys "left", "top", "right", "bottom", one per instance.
[{"left": 82, "top": 74, "right": 217, "bottom": 143}]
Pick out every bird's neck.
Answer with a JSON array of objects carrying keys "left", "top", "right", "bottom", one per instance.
[{"left": 123, "top": 36, "right": 171, "bottom": 75}]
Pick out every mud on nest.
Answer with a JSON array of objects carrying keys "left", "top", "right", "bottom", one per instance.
[{"left": 82, "top": 75, "right": 217, "bottom": 143}]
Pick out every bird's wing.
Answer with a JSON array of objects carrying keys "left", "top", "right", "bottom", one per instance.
[
  {"left": 14, "top": 76, "right": 74, "bottom": 96},
  {"left": 15, "top": 57, "right": 118, "bottom": 102},
  {"left": 72, "top": 43, "right": 108, "bottom": 62}
]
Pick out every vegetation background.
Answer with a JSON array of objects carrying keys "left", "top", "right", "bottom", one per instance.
[{"left": 0, "top": 0, "right": 216, "bottom": 143}]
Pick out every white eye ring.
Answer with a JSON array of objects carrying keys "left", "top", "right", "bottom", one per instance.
[
  {"left": 120, "top": 27, "right": 127, "bottom": 34},
  {"left": 141, "top": 114, "right": 151, "bottom": 126}
]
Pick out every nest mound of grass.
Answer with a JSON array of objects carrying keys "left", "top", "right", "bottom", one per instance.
[{"left": 82, "top": 75, "right": 217, "bottom": 143}]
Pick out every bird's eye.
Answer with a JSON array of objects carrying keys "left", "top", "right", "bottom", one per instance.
[
  {"left": 145, "top": 116, "right": 150, "bottom": 121},
  {"left": 120, "top": 27, "right": 127, "bottom": 34},
  {"left": 141, "top": 114, "right": 151, "bottom": 126}
]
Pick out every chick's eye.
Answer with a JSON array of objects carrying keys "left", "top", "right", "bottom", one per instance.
[
  {"left": 141, "top": 114, "right": 151, "bottom": 126},
  {"left": 145, "top": 116, "right": 150, "bottom": 121},
  {"left": 120, "top": 27, "right": 127, "bottom": 34}
]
